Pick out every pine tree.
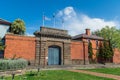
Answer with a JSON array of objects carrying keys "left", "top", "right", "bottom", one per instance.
[{"left": 88, "top": 42, "right": 93, "bottom": 63}]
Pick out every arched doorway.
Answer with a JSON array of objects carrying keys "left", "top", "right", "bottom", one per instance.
[{"left": 48, "top": 46, "right": 61, "bottom": 65}]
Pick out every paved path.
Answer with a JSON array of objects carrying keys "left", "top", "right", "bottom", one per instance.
[{"left": 69, "top": 70, "right": 120, "bottom": 80}]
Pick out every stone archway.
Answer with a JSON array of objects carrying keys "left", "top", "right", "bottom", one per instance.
[
  {"left": 48, "top": 45, "right": 61, "bottom": 65},
  {"left": 34, "top": 27, "right": 71, "bottom": 66}
]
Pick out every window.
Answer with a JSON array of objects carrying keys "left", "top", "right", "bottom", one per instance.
[
  {"left": 88, "top": 39, "right": 90, "bottom": 44},
  {"left": 96, "top": 40, "right": 98, "bottom": 49}
]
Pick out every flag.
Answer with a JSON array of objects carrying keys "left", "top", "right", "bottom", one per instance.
[
  {"left": 42, "top": 13, "right": 51, "bottom": 26},
  {"left": 43, "top": 16, "right": 51, "bottom": 21}
]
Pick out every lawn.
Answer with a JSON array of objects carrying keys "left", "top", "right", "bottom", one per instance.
[
  {"left": 84, "top": 68, "right": 120, "bottom": 76},
  {"left": 3, "top": 70, "right": 114, "bottom": 80}
]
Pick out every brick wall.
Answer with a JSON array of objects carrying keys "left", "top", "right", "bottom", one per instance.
[
  {"left": 113, "top": 48, "right": 120, "bottom": 64},
  {"left": 83, "top": 39, "right": 102, "bottom": 58},
  {"left": 4, "top": 34, "right": 36, "bottom": 62},
  {"left": 71, "top": 41, "right": 89, "bottom": 64}
]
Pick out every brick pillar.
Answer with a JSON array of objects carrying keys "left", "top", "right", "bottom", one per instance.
[
  {"left": 35, "top": 38, "right": 40, "bottom": 66},
  {"left": 83, "top": 41, "right": 89, "bottom": 65},
  {"left": 40, "top": 41, "right": 46, "bottom": 67},
  {"left": 63, "top": 42, "right": 72, "bottom": 65}
]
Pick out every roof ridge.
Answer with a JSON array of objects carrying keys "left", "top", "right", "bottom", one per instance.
[{"left": 0, "top": 18, "right": 11, "bottom": 22}]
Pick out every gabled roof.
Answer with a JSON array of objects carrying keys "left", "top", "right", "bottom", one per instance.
[
  {"left": 0, "top": 19, "right": 11, "bottom": 25},
  {"left": 72, "top": 34, "right": 104, "bottom": 40}
]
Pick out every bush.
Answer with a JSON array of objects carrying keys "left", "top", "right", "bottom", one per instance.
[{"left": 0, "top": 59, "right": 28, "bottom": 70}]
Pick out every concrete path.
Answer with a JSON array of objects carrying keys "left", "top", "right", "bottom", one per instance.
[{"left": 69, "top": 70, "right": 120, "bottom": 80}]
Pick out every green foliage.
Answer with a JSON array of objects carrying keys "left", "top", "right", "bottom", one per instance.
[
  {"left": 98, "top": 41, "right": 113, "bottom": 63},
  {"left": 0, "top": 39, "right": 5, "bottom": 51},
  {"left": 103, "top": 41, "right": 113, "bottom": 59},
  {"left": 0, "top": 59, "right": 28, "bottom": 70},
  {"left": 88, "top": 42, "right": 93, "bottom": 58},
  {"left": 11, "top": 19, "right": 26, "bottom": 35},
  {"left": 98, "top": 43, "right": 104, "bottom": 58},
  {"left": 93, "top": 26, "right": 120, "bottom": 49},
  {"left": 88, "top": 42, "right": 96, "bottom": 63}
]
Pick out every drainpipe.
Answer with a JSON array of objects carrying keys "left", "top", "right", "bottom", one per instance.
[
  {"left": 44, "top": 48, "right": 46, "bottom": 68},
  {"left": 39, "top": 33, "right": 41, "bottom": 66},
  {"left": 83, "top": 41, "right": 86, "bottom": 65}
]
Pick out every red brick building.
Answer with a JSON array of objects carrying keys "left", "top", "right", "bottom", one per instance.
[
  {"left": 0, "top": 18, "right": 119, "bottom": 66},
  {"left": 3, "top": 26, "right": 120, "bottom": 66},
  {"left": 72, "top": 29, "right": 104, "bottom": 61},
  {"left": 4, "top": 27, "right": 90, "bottom": 66}
]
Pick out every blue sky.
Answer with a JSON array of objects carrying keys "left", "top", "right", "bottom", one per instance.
[{"left": 1, "top": 0, "right": 120, "bottom": 35}]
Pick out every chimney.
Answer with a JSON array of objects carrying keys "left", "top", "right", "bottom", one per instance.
[{"left": 86, "top": 29, "right": 90, "bottom": 35}]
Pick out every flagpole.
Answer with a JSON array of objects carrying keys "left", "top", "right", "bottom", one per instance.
[
  {"left": 53, "top": 13, "right": 56, "bottom": 28},
  {"left": 42, "top": 12, "right": 45, "bottom": 27},
  {"left": 62, "top": 19, "right": 64, "bottom": 29}
]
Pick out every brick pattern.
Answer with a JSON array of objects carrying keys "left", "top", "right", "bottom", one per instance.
[
  {"left": 71, "top": 41, "right": 89, "bottom": 65},
  {"left": 4, "top": 34, "right": 36, "bottom": 64},
  {"left": 71, "top": 41, "right": 84, "bottom": 59},
  {"left": 82, "top": 39, "right": 102, "bottom": 60},
  {"left": 113, "top": 48, "right": 120, "bottom": 64},
  {"left": 63, "top": 43, "right": 71, "bottom": 65},
  {"left": 35, "top": 35, "right": 72, "bottom": 66}
]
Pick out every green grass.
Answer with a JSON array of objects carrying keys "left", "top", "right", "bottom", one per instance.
[
  {"left": 84, "top": 68, "right": 120, "bottom": 76},
  {"left": 2, "top": 70, "right": 114, "bottom": 80}
]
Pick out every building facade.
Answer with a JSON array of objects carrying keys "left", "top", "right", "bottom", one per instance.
[
  {"left": 2, "top": 19, "right": 120, "bottom": 66},
  {"left": 0, "top": 19, "right": 11, "bottom": 38},
  {"left": 72, "top": 29, "right": 104, "bottom": 62},
  {"left": 4, "top": 27, "right": 89, "bottom": 66},
  {"left": 0, "top": 19, "right": 11, "bottom": 58},
  {"left": 34, "top": 27, "right": 72, "bottom": 66}
]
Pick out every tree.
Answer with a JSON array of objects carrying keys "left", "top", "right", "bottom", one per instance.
[
  {"left": 98, "top": 41, "right": 113, "bottom": 63},
  {"left": 93, "top": 26, "right": 120, "bottom": 49},
  {"left": 88, "top": 42, "right": 94, "bottom": 63},
  {"left": 97, "top": 42, "right": 104, "bottom": 63},
  {"left": 11, "top": 19, "right": 26, "bottom": 35},
  {"left": 103, "top": 41, "right": 113, "bottom": 62},
  {"left": 0, "top": 39, "right": 4, "bottom": 51},
  {"left": 93, "top": 26, "right": 116, "bottom": 63}
]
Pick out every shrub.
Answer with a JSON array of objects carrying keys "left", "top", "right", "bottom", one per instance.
[{"left": 0, "top": 59, "right": 28, "bottom": 71}]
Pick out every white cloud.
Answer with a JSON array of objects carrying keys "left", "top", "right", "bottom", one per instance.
[
  {"left": 57, "top": 6, "right": 119, "bottom": 36},
  {"left": 26, "top": 33, "right": 35, "bottom": 36},
  {"left": 44, "top": 16, "right": 51, "bottom": 21},
  {"left": 57, "top": 7, "right": 76, "bottom": 21}
]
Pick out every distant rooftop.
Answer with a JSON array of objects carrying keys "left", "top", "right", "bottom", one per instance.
[
  {"left": 72, "top": 29, "right": 104, "bottom": 40},
  {"left": 72, "top": 34, "right": 104, "bottom": 40},
  {"left": 0, "top": 19, "right": 11, "bottom": 25}
]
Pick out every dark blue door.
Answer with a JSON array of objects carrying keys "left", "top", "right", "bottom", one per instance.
[{"left": 48, "top": 46, "right": 60, "bottom": 65}]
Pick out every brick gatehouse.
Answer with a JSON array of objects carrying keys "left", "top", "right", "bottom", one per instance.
[{"left": 34, "top": 27, "right": 72, "bottom": 66}]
